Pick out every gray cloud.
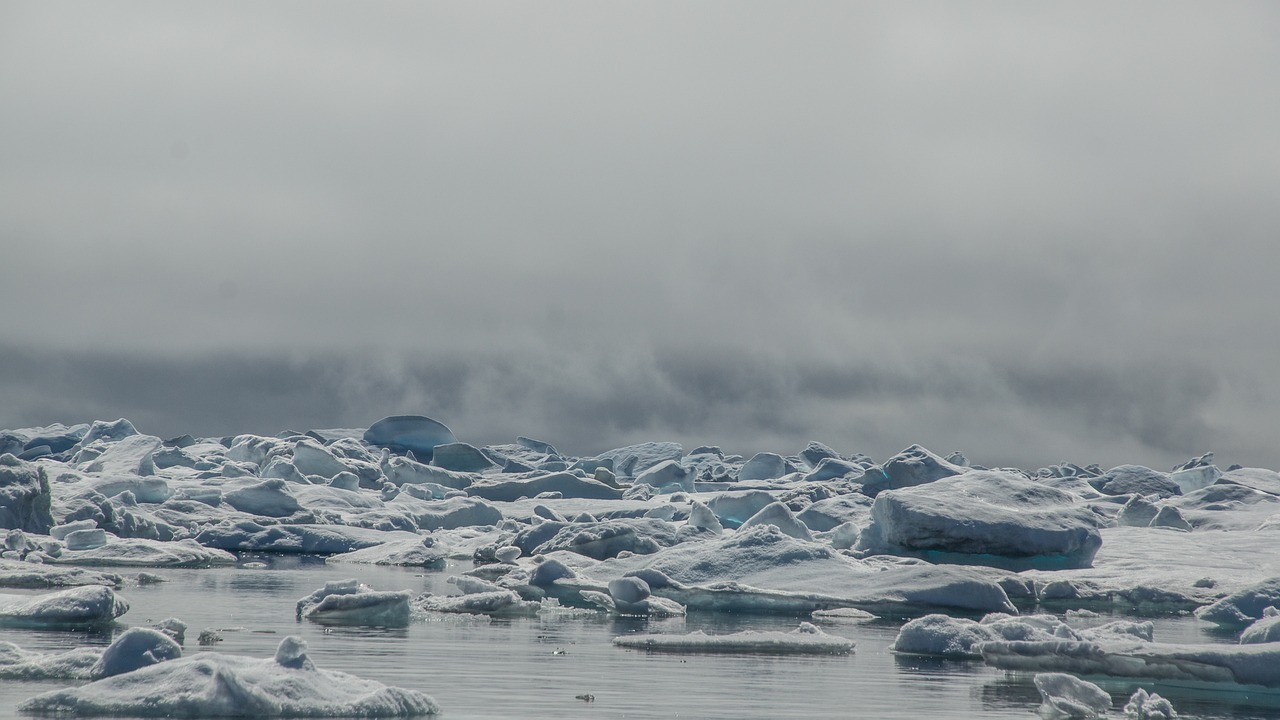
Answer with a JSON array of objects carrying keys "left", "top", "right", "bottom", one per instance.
[{"left": 2, "top": 2, "right": 1278, "bottom": 471}]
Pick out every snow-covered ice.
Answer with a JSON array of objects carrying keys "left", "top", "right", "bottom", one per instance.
[
  {"left": 613, "top": 622, "right": 853, "bottom": 654},
  {"left": 296, "top": 579, "right": 412, "bottom": 626},
  {"left": 0, "top": 584, "right": 128, "bottom": 628},
  {"left": 19, "top": 636, "right": 439, "bottom": 717}
]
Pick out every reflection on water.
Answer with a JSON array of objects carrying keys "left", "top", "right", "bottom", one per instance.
[{"left": 3, "top": 562, "right": 1280, "bottom": 719}]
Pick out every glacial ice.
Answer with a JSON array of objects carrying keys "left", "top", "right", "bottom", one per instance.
[
  {"left": 19, "top": 636, "right": 439, "bottom": 717},
  {"left": 613, "top": 622, "right": 853, "bottom": 654},
  {"left": 0, "top": 454, "right": 54, "bottom": 533}
]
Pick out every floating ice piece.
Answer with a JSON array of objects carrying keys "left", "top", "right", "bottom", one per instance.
[
  {"left": 387, "top": 495, "right": 503, "bottom": 530},
  {"left": 79, "top": 435, "right": 162, "bottom": 477},
  {"left": 53, "top": 538, "right": 236, "bottom": 568},
  {"left": 857, "top": 445, "right": 965, "bottom": 497},
  {"left": 430, "top": 442, "right": 495, "bottom": 473},
  {"left": 382, "top": 455, "right": 474, "bottom": 489},
  {"left": 526, "top": 518, "right": 678, "bottom": 560},
  {"left": 466, "top": 472, "right": 622, "bottom": 502},
  {"left": 296, "top": 579, "right": 412, "bottom": 627},
  {"left": 0, "top": 559, "right": 123, "bottom": 589},
  {"left": 891, "top": 613, "right": 1151, "bottom": 658},
  {"left": 0, "top": 454, "right": 54, "bottom": 533},
  {"left": 981, "top": 638, "right": 1280, "bottom": 688},
  {"left": 223, "top": 479, "right": 302, "bottom": 518},
  {"left": 1217, "top": 468, "right": 1280, "bottom": 496},
  {"left": 1094, "top": 465, "right": 1181, "bottom": 499},
  {"left": 1239, "top": 607, "right": 1280, "bottom": 644},
  {"left": 1034, "top": 672, "right": 1111, "bottom": 719},
  {"left": 1195, "top": 577, "right": 1280, "bottom": 630},
  {"left": 613, "top": 622, "right": 852, "bottom": 654},
  {"left": 19, "top": 636, "right": 439, "bottom": 717},
  {"left": 328, "top": 536, "right": 448, "bottom": 568},
  {"left": 706, "top": 490, "right": 775, "bottom": 528},
  {"left": 592, "top": 442, "right": 683, "bottom": 478},
  {"left": 0, "top": 640, "right": 101, "bottom": 679},
  {"left": 414, "top": 590, "right": 540, "bottom": 616},
  {"left": 634, "top": 460, "right": 691, "bottom": 493},
  {"left": 591, "top": 524, "right": 1016, "bottom": 615},
  {"left": 579, "top": 575, "right": 685, "bottom": 617},
  {"left": 856, "top": 470, "right": 1103, "bottom": 571},
  {"left": 1124, "top": 688, "right": 1177, "bottom": 719},
  {"left": 364, "top": 415, "right": 457, "bottom": 461},
  {"left": 736, "top": 502, "right": 812, "bottom": 541},
  {"left": 0, "top": 585, "right": 128, "bottom": 628},
  {"left": 195, "top": 521, "right": 419, "bottom": 554},
  {"left": 92, "top": 627, "right": 182, "bottom": 678},
  {"left": 738, "top": 453, "right": 788, "bottom": 482}
]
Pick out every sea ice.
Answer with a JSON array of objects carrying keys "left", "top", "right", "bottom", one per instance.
[
  {"left": 982, "top": 637, "right": 1280, "bottom": 688},
  {"left": 0, "top": 454, "right": 54, "bottom": 533},
  {"left": 613, "top": 622, "right": 853, "bottom": 654},
  {"left": 0, "top": 559, "right": 123, "bottom": 589},
  {"left": 296, "top": 579, "right": 412, "bottom": 626},
  {"left": 1124, "top": 688, "right": 1177, "bottom": 719},
  {"left": 363, "top": 415, "right": 457, "bottom": 461},
  {"left": 465, "top": 472, "right": 622, "bottom": 502},
  {"left": 0, "top": 584, "right": 128, "bottom": 628},
  {"left": 1033, "top": 672, "right": 1111, "bottom": 719},
  {"left": 92, "top": 626, "right": 182, "bottom": 678},
  {"left": 856, "top": 470, "right": 1103, "bottom": 570},
  {"left": 19, "top": 636, "right": 439, "bottom": 717}
]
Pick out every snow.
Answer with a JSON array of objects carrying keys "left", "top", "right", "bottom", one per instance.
[
  {"left": 0, "top": 584, "right": 128, "bottom": 628},
  {"left": 856, "top": 470, "right": 1104, "bottom": 570},
  {"left": 20, "top": 636, "right": 439, "bottom": 717},
  {"left": 613, "top": 622, "right": 853, "bottom": 654}
]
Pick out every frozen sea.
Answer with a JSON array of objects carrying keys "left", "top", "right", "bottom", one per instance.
[{"left": 4, "top": 556, "right": 1280, "bottom": 720}]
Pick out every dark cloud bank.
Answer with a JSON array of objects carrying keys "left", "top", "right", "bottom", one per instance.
[{"left": 2, "top": 2, "right": 1278, "bottom": 470}]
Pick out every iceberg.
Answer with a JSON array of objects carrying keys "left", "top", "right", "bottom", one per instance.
[
  {"left": 613, "top": 622, "right": 853, "bottom": 654},
  {"left": 19, "top": 636, "right": 438, "bottom": 717}
]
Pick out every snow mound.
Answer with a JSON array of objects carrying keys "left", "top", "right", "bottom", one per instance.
[
  {"left": 613, "top": 622, "right": 853, "bottom": 654},
  {"left": 19, "top": 636, "right": 439, "bottom": 717}
]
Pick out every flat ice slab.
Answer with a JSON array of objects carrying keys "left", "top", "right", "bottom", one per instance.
[{"left": 613, "top": 622, "right": 854, "bottom": 654}]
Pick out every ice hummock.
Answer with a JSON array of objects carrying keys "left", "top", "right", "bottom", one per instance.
[
  {"left": 613, "top": 622, "right": 853, "bottom": 654},
  {"left": 19, "top": 636, "right": 439, "bottom": 717}
]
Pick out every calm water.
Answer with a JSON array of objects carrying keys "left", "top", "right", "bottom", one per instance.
[{"left": 4, "top": 557, "right": 1280, "bottom": 719}]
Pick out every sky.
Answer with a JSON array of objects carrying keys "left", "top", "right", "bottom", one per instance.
[{"left": 2, "top": 1, "right": 1278, "bottom": 470}]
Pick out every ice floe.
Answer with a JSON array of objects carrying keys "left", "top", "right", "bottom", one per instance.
[
  {"left": 613, "top": 622, "right": 853, "bottom": 654},
  {"left": 19, "top": 636, "right": 438, "bottom": 717},
  {"left": 0, "top": 584, "right": 128, "bottom": 628}
]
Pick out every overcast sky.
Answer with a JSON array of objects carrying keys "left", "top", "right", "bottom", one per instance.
[{"left": 2, "top": 1, "right": 1278, "bottom": 470}]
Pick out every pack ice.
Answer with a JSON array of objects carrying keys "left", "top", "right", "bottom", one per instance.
[{"left": 7, "top": 415, "right": 1280, "bottom": 706}]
